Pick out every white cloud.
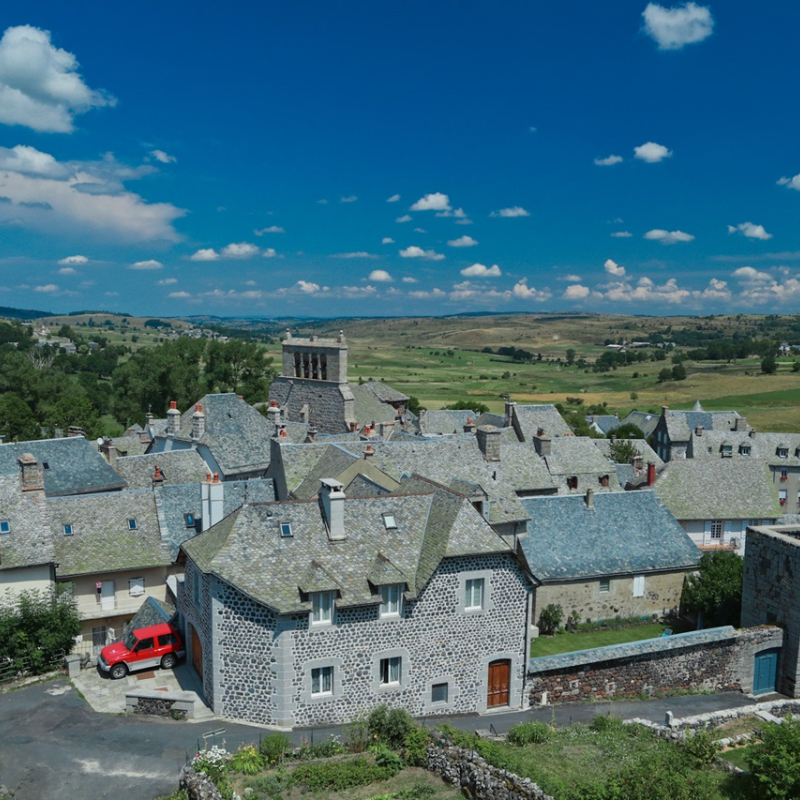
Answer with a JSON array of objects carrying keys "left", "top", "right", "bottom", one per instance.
[
  {"left": 157, "top": 277, "right": 178, "bottom": 285},
  {"left": 262, "top": 247, "right": 279, "bottom": 258},
  {"left": 386, "top": 194, "right": 400, "bottom": 203},
  {"left": 381, "top": 237, "right": 394, "bottom": 244},
  {"left": 610, "top": 231, "right": 633, "bottom": 238},
  {"left": 0, "top": 145, "right": 72, "bottom": 178},
  {"left": 778, "top": 174, "right": 800, "bottom": 191},
  {"left": 490, "top": 206, "right": 530, "bottom": 218},
  {"left": 340, "top": 195, "right": 358, "bottom": 203},
  {"left": 57, "top": 267, "right": 76, "bottom": 275},
  {"left": 594, "top": 154, "right": 623, "bottom": 166},
  {"left": 413, "top": 228, "right": 427, "bottom": 234},
  {"left": 34, "top": 283, "right": 58, "bottom": 292},
  {"left": 634, "top": 142, "right": 672, "bottom": 163},
  {"left": 150, "top": 149, "right": 176, "bottom": 164},
  {"left": 727, "top": 221, "right": 772, "bottom": 240},
  {"left": 564, "top": 284, "right": 591, "bottom": 299},
  {"left": 254, "top": 225, "right": 284, "bottom": 234},
  {"left": 436, "top": 207, "right": 468, "bottom": 219},
  {"left": 733, "top": 266, "right": 772, "bottom": 282},
  {"left": 297, "top": 280, "right": 321, "bottom": 294},
  {"left": 395, "top": 214, "right": 412, "bottom": 223},
  {"left": 644, "top": 228, "right": 695, "bottom": 244},
  {"left": 190, "top": 248, "right": 219, "bottom": 261},
  {"left": 399, "top": 245, "right": 445, "bottom": 261},
  {"left": 642, "top": 2, "right": 714, "bottom": 50},
  {"left": 129, "top": 259, "right": 163, "bottom": 270},
  {"left": 0, "top": 25, "right": 116, "bottom": 133},
  {"left": 221, "top": 242, "right": 259, "bottom": 258},
  {"left": 368, "top": 269, "right": 393, "bottom": 282},
  {"left": 410, "top": 192, "right": 450, "bottom": 212},
  {"left": 408, "top": 288, "right": 446, "bottom": 299},
  {"left": 331, "top": 252, "right": 378, "bottom": 259},
  {"left": 604, "top": 258, "right": 626, "bottom": 277},
  {"left": 402, "top": 276, "right": 418, "bottom": 283},
  {"left": 168, "top": 290, "right": 191, "bottom": 299},
  {"left": 557, "top": 273, "right": 582, "bottom": 282},
  {"left": 512, "top": 279, "right": 550, "bottom": 301},
  {"left": 460, "top": 263, "right": 501, "bottom": 277},
  {"left": 448, "top": 235, "right": 478, "bottom": 248},
  {"left": 57, "top": 254, "right": 87, "bottom": 265}
]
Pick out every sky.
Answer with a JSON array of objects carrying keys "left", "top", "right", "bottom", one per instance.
[{"left": 0, "top": 1, "right": 799, "bottom": 318}]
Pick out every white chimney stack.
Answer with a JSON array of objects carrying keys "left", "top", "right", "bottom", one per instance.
[{"left": 320, "top": 478, "right": 346, "bottom": 540}]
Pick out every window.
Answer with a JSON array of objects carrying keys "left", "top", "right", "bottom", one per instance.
[
  {"left": 781, "top": 469, "right": 789, "bottom": 482},
  {"left": 739, "top": 444, "right": 751, "bottom": 455},
  {"left": 380, "top": 656, "right": 401, "bottom": 685},
  {"left": 42, "top": 461, "right": 50, "bottom": 471},
  {"left": 280, "top": 522, "right": 293, "bottom": 538},
  {"left": 720, "top": 445, "right": 732, "bottom": 458},
  {"left": 158, "top": 632, "right": 177, "bottom": 646},
  {"left": 134, "top": 637, "right": 154, "bottom": 652},
  {"left": 380, "top": 584, "right": 402, "bottom": 618},
  {"left": 710, "top": 520, "right": 723, "bottom": 539},
  {"left": 184, "top": 513, "right": 195, "bottom": 528},
  {"left": 465, "top": 578, "right": 484, "bottom": 610},
  {"left": 0, "top": 520, "right": 9, "bottom": 534},
  {"left": 566, "top": 476, "right": 578, "bottom": 490},
  {"left": 599, "top": 578, "right": 610, "bottom": 593},
  {"left": 632, "top": 574, "right": 645, "bottom": 597},
  {"left": 311, "top": 591, "right": 335, "bottom": 625},
  {"left": 383, "top": 513, "right": 397, "bottom": 530},
  {"left": 778, "top": 447, "right": 789, "bottom": 459},
  {"left": 431, "top": 682, "right": 449, "bottom": 704},
  {"left": 127, "top": 518, "right": 138, "bottom": 531},
  {"left": 129, "top": 577, "right": 145, "bottom": 597},
  {"left": 311, "top": 666, "right": 334, "bottom": 696},
  {"left": 779, "top": 489, "right": 788, "bottom": 505}
]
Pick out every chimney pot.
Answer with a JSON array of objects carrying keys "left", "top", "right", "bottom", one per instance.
[
  {"left": 213, "top": 472, "right": 219, "bottom": 483},
  {"left": 585, "top": 488, "right": 594, "bottom": 509},
  {"left": 647, "top": 462, "right": 656, "bottom": 486},
  {"left": 170, "top": 400, "right": 177, "bottom": 410}
]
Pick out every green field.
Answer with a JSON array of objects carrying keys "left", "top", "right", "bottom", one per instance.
[{"left": 530, "top": 624, "right": 670, "bottom": 658}]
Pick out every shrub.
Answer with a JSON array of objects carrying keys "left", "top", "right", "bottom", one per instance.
[
  {"left": 747, "top": 717, "right": 800, "bottom": 799},
  {"left": 507, "top": 721, "right": 550, "bottom": 746},
  {"left": 385, "top": 708, "right": 415, "bottom": 749},
  {"left": 682, "top": 727, "right": 720, "bottom": 767},
  {"left": 259, "top": 732, "right": 290, "bottom": 766},
  {"left": 344, "top": 715, "right": 371, "bottom": 753},
  {"left": 402, "top": 726, "right": 430, "bottom": 767},
  {"left": 289, "top": 756, "right": 396, "bottom": 792},
  {"left": 374, "top": 746, "right": 404, "bottom": 774},
  {"left": 538, "top": 604, "right": 564, "bottom": 635},
  {"left": 589, "top": 714, "right": 624, "bottom": 733},
  {"left": 229, "top": 744, "right": 263, "bottom": 775},
  {"left": 295, "top": 735, "right": 346, "bottom": 760}
]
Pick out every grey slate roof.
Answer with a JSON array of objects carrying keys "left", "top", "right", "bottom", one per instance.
[
  {"left": 620, "top": 411, "right": 661, "bottom": 439},
  {"left": 519, "top": 490, "right": 700, "bottom": 582},
  {"left": 592, "top": 438, "right": 663, "bottom": 468},
  {"left": 418, "top": 409, "right": 473, "bottom": 435},
  {"left": 689, "top": 430, "right": 800, "bottom": 467},
  {"left": 109, "top": 434, "right": 150, "bottom": 457},
  {"left": 587, "top": 415, "right": 622, "bottom": 435},
  {"left": 361, "top": 381, "right": 408, "bottom": 404},
  {"left": 0, "top": 476, "right": 55, "bottom": 571},
  {"left": 664, "top": 409, "right": 744, "bottom": 443},
  {"left": 0, "top": 438, "right": 126, "bottom": 497},
  {"left": 116, "top": 450, "right": 209, "bottom": 489},
  {"left": 653, "top": 459, "right": 781, "bottom": 520},
  {"left": 183, "top": 485, "right": 513, "bottom": 613},
  {"left": 541, "top": 438, "right": 621, "bottom": 493},
  {"left": 511, "top": 405, "right": 572, "bottom": 440},
  {"left": 350, "top": 384, "right": 400, "bottom": 426}
]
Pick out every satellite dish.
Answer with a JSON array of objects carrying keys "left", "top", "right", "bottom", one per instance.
[{"left": 96, "top": 437, "right": 104, "bottom": 447}]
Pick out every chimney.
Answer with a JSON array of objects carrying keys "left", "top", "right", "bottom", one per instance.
[
  {"left": 463, "top": 417, "right": 476, "bottom": 434},
  {"left": 661, "top": 405, "right": 669, "bottom": 418},
  {"left": 99, "top": 437, "right": 117, "bottom": 469},
  {"left": 749, "top": 429, "right": 756, "bottom": 439},
  {"left": 734, "top": 417, "right": 747, "bottom": 432},
  {"left": 364, "top": 444, "right": 374, "bottom": 460},
  {"left": 18, "top": 453, "right": 44, "bottom": 493},
  {"left": 534, "top": 433, "right": 551, "bottom": 457},
  {"left": 504, "top": 400, "right": 517, "bottom": 428},
  {"left": 152, "top": 465, "right": 165, "bottom": 489},
  {"left": 695, "top": 425, "right": 704, "bottom": 436},
  {"left": 145, "top": 411, "right": 154, "bottom": 429},
  {"left": 585, "top": 488, "right": 594, "bottom": 509},
  {"left": 191, "top": 403, "right": 205, "bottom": 441},
  {"left": 300, "top": 403, "right": 310, "bottom": 424},
  {"left": 320, "top": 479, "right": 346, "bottom": 540},
  {"left": 267, "top": 399, "right": 281, "bottom": 433},
  {"left": 647, "top": 462, "right": 656, "bottom": 486},
  {"left": 306, "top": 425, "right": 318, "bottom": 444},
  {"left": 67, "top": 426, "right": 86, "bottom": 439},
  {"left": 167, "top": 401, "right": 180, "bottom": 436},
  {"left": 201, "top": 471, "right": 224, "bottom": 531},
  {"left": 476, "top": 425, "right": 502, "bottom": 462}
]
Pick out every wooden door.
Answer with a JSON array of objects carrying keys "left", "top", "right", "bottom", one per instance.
[
  {"left": 191, "top": 624, "right": 203, "bottom": 679},
  {"left": 487, "top": 659, "right": 511, "bottom": 707},
  {"left": 754, "top": 648, "right": 778, "bottom": 695}
]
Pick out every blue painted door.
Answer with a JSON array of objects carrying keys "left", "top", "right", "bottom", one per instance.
[{"left": 754, "top": 649, "right": 779, "bottom": 695}]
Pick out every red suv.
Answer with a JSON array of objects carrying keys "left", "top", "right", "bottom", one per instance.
[{"left": 98, "top": 623, "right": 185, "bottom": 679}]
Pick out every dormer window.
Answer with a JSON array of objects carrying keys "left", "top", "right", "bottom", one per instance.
[
  {"left": 0, "top": 520, "right": 9, "bottom": 534},
  {"left": 311, "top": 591, "right": 335, "bottom": 625},
  {"left": 383, "top": 513, "right": 397, "bottom": 530},
  {"left": 280, "top": 522, "right": 293, "bottom": 538},
  {"left": 720, "top": 443, "right": 732, "bottom": 458},
  {"left": 566, "top": 476, "right": 578, "bottom": 490},
  {"left": 127, "top": 518, "right": 138, "bottom": 531},
  {"left": 778, "top": 446, "right": 789, "bottom": 459},
  {"left": 63, "top": 524, "right": 73, "bottom": 536},
  {"left": 380, "top": 584, "right": 403, "bottom": 618},
  {"left": 739, "top": 444, "right": 751, "bottom": 456}
]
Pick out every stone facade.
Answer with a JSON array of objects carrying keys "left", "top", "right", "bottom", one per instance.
[
  {"left": 533, "top": 570, "right": 690, "bottom": 626},
  {"left": 180, "top": 552, "right": 530, "bottom": 727},
  {"left": 528, "top": 626, "right": 782, "bottom": 704}
]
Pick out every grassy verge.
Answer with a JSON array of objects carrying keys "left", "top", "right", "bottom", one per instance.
[{"left": 531, "top": 623, "right": 669, "bottom": 657}]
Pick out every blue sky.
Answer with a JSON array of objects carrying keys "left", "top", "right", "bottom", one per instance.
[{"left": 0, "top": 1, "right": 799, "bottom": 317}]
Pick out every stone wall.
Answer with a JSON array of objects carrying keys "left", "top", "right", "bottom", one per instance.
[
  {"left": 269, "top": 377, "right": 354, "bottom": 433},
  {"left": 528, "top": 626, "right": 782, "bottom": 704}
]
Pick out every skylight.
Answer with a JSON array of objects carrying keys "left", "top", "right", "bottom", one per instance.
[{"left": 383, "top": 514, "right": 397, "bottom": 530}]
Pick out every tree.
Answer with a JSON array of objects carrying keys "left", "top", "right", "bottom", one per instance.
[
  {"left": 681, "top": 550, "right": 743, "bottom": 627},
  {"left": 657, "top": 367, "right": 673, "bottom": 383},
  {"left": 442, "top": 399, "right": 490, "bottom": 414},
  {"left": 0, "top": 393, "right": 40, "bottom": 441},
  {"left": 762, "top": 354, "right": 777, "bottom": 374},
  {"left": 608, "top": 423, "right": 645, "bottom": 440},
  {"left": 747, "top": 717, "right": 800, "bottom": 799},
  {"left": 565, "top": 348, "right": 576, "bottom": 366},
  {"left": 609, "top": 439, "right": 639, "bottom": 464},
  {"left": 671, "top": 363, "right": 687, "bottom": 381}
]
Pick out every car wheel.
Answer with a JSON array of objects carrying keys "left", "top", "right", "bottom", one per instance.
[
  {"left": 161, "top": 653, "right": 177, "bottom": 670},
  {"left": 110, "top": 663, "right": 127, "bottom": 680}
]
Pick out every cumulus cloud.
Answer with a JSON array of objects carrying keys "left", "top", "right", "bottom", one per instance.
[
  {"left": 731, "top": 267, "right": 800, "bottom": 304},
  {"left": 34, "top": 283, "right": 58, "bottom": 292},
  {"left": 604, "top": 258, "right": 626, "bottom": 277},
  {"left": 460, "top": 263, "right": 501, "bottom": 277},
  {"left": 399, "top": 245, "right": 445, "bottom": 261},
  {"left": 395, "top": 214, "right": 412, "bottom": 223},
  {"left": 408, "top": 288, "right": 446, "bottom": 299},
  {"left": 402, "top": 276, "right": 418, "bottom": 283},
  {"left": 413, "top": 227, "right": 426, "bottom": 234},
  {"left": 594, "top": 154, "right": 623, "bottom": 166},
  {"left": 254, "top": 225, "right": 284, "bottom": 234},
  {"left": 490, "top": 206, "right": 530, "bottom": 218},
  {"left": 331, "top": 252, "right": 378, "bottom": 259},
  {"left": 557, "top": 274, "right": 582, "bottom": 282},
  {"left": 262, "top": 248, "right": 279, "bottom": 258},
  {"left": 436, "top": 207, "right": 469, "bottom": 220},
  {"left": 150, "top": 149, "right": 176, "bottom": 164},
  {"left": 512, "top": 279, "right": 550, "bottom": 300},
  {"left": 644, "top": 228, "right": 695, "bottom": 244},
  {"left": 368, "top": 270, "right": 393, "bottom": 282},
  {"left": 340, "top": 195, "right": 358, "bottom": 203},
  {"left": 168, "top": 290, "right": 191, "bottom": 299},
  {"left": 297, "top": 280, "right": 321, "bottom": 294},
  {"left": 727, "top": 222, "right": 772, "bottom": 240},
  {"left": 157, "top": 277, "right": 177, "bottom": 285},
  {"left": 381, "top": 237, "right": 394, "bottom": 244},
  {"left": 190, "top": 248, "right": 219, "bottom": 261},
  {"left": 642, "top": 2, "right": 714, "bottom": 50},
  {"left": 410, "top": 192, "right": 450, "bottom": 212},
  {"left": 634, "top": 142, "right": 673, "bottom": 163},
  {"left": 221, "top": 242, "right": 259, "bottom": 258},
  {"left": 778, "top": 174, "right": 800, "bottom": 191},
  {"left": 57, "top": 267, "right": 76, "bottom": 275},
  {"left": 564, "top": 284, "right": 591, "bottom": 299},
  {"left": 610, "top": 231, "right": 633, "bottom": 238},
  {"left": 448, "top": 235, "right": 478, "bottom": 248},
  {"left": 386, "top": 194, "right": 400, "bottom": 203},
  {"left": 0, "top": 25, "right": 116, "bottom": 133},
  {"left": 0, "top": 145, "right": 72, "bottom": 178},
  {"left": 58, "top": 254, "right": 87, "bottom": 265},
  {"left": 129, "top": 259, "right": 163, "bottom": 270},
  {"left": 733, "top": 266, "right": 772, "bottom": 282}
]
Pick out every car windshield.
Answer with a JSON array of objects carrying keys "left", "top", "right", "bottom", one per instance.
[{"left": 124, "top": 632, "right": 137, "bottom": 650}]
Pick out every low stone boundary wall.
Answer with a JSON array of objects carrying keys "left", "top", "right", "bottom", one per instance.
[
  {"left": 528, "top": 625, "right": 782, "bottom": 703},
  {"left": 125, "top": 689, "right": 196, "bottom": 719}
]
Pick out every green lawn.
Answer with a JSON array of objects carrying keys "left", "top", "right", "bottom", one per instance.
[
  {"left": 531, "top": 623, "right": 669, "bottom": 658},
  {"left": 720, "top": 745, "right": 753, "bottom": 771}
]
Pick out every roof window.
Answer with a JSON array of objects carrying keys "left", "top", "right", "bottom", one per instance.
[
  {"left": 280, "top": 522, "right": 293, "bottom": 538},
  {"left": 184, "top": 513, "right": 196, "bottom": 528},
  {"left": 42, "top": 461, "right": 50, "bottom": 470},
  {"left": 127, "top": 518, "right": 138, "bottom": 531},
  {"left": 63, "top": 524, "right": 73, "bottom": 536},
  {"left": 383, "top": 513, "right": 397, "bottom": 530},
  {"left": 0, "top": 520, "right": 9, "bottom": 534}
]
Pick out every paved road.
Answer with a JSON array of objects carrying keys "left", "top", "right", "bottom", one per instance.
[{"left": 0, "top": 678, "right": 772, "bottom": 800}]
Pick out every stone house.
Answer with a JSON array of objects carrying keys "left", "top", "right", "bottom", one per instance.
[
  {"left": 178, "top": 478, "right": 534, "bottom": 727},
  {"left": 519, "top": 490, "right": 700, "bottom": 627},
  {"left": 652, "top": 402, "right": 747, "bottom": 462}
]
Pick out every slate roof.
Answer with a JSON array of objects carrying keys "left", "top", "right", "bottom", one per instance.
[
  {"left": 541, "top": 437, "right": 621, "bottom": 492},
  {"left": 350, "top": 384, "right": 399, "bottom": 426},
  {"left": 592, "top": 439, "right": 663, "bottom": 468},
  {"left": 519, "top": 490, "right": 700, "bottom": 582},
  {"left": 418, "top": 409, "right": 473, "bottom": 435},
  {"left": 588, "top": 415, "right": 622, "bottom": 436},
  {"left": 109, "top": 434, "right": 150, "bottom": 457},
  {"left": 620, "top": 411, "right": 661, "bottom": 439},
  {"left": 511, "top": 405, "right": 572, "bottom": 440},
  {"left": 183, "top": 485, "right": 513, "bottom": 613},
  {"left": 653, "top": 459, "right": 781, "bottom": 520},
  {"left": 689, "top": 430, "right": 800, "bottom": 467},
  {"left": 0, "top": 438, "right": 126, "bottom": 497},
  {"left": 0, "top": 476, "right": 55, "bottom": 571},
  {"left": 361, "top": 381, "right": 408, "bottom": 404},
  {"left": 663, "top": 409, "right": 744, "bottom": 443},
  {"left": 115, "top": 450, "right": 209, "bottom": 489}
]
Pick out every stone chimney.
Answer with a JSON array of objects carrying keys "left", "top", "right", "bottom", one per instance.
[
  {"left": 661, "top": 405, "right": 669, "bottom": 418},
  {"left": 67, "top": 426, "right": 86, "bottom": 438},
  {"left": 364, "top": 444, "right": 374, "bottom": 460},
  {"left": 463, "top": 417, "right": 476, "bottom": 434},
  {"left": 695, "top": 425, "right": 704, "bottom": 436},
  {"left": 18, "top": 453, "right": 44, "bottom": 493},
  {"left": 152, "top": 465, "right": 165, "bottom": 489},
  {"left": 99, "top": 437, "right": 117, "bottom": 469},
  {"left": 534, "top": 433, "right": 552, "bottom": 457},
  {"left": 647, "top": 462, "right": 656, "bottom": 486},
  {"left": 585, "top": 488, "right": 594, "bottom": 509},
  {"left": 306, "top": 425, "right": 318, "bottom": 444},
  {"left": 267, "top": 399, "right": 281, "bottom": 433},
  {"left": 504, "top": 400, "right": 517, "bottom": 428},
  {"left": 476, "top": 425, "right": 501, "bottom": 462},
  {"left": 734, "top": 417, "right": 747, "bottom": 432},
  {"left": 749, "top": 429, "right": 757, "bottom": 439},
  {"left": 191, "top": 403, "right": 205, "bottom": 441},
  {"left": 167, "top": 401, "right": 180, "bottom": 436},
  {"left": 320, "top": 479, "right": 346, "bottom": 540}
]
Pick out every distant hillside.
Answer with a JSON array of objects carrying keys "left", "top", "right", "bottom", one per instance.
[{"left": 0, "top": 305, "right": 54, "bottom": 320}]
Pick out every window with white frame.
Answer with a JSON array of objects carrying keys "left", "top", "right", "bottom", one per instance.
[
  {"left": 383, "top": 513, "right": 397, "bottom": 530},
  {"left": 632, "top": 574, "right": 645, "bottom": 597},
  {"left": 380, "top": 584, "right": 402, "bottom": 618},
  {"left": 0, "top": 520, "right": 10, "bottom": 534},
  {"left": 127, "top": 518, "right": 138, "bottom": 531},
  {"left": 465, "top": 578, "right": 484, "bottom": 610},
  {"left": 311, "top": 591, "right": 335, "bottom": 625},
  {"left": 779, "top": 489, "right": 788, "bottom": 505},
  {"left": 311, "top": 665, "right": 334, "bottom": 696},
  {"left": 63, "top": 523, "right": 73, "bottom": 536},
  {"left": 710, "top": 520, "right": 723, "bottom": 539},
  {"left": 380, "top": 656, "right": 402, "bottom": 685},
  {"left": 129, "top": 577, "right": 145, "bottom": 596}
]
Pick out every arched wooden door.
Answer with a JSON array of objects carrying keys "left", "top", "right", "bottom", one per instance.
[
  {"left": 487, "top": 659, "right": 511, "bottom": 707},
  {"left": 191, "top": 624, "right": 203, "bottom": 679}
]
